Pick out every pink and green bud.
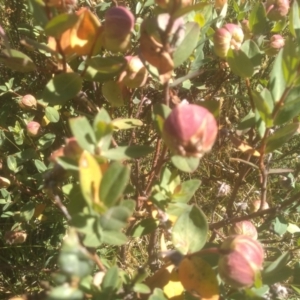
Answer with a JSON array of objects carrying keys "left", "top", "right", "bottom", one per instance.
[
  {"left": 266, "top": 34, "right": 285, "bottom": 55},
  {"left": 266, "top": 0, "right": 290, "bottom": 21},
  {"left": 229, "top": 221, "right": 258, "bottom": 240},
  {"left": 218, "top": 235, "right": 264, "bottom": 288},
  {"left": 19, "top": 94, "right": 37, "bottom": 110},
  {"left": 214, "top": 24, "right": 244, "bottom": 58},
  {"left": 163, "top": 103, "right": 218, "bottom": 157},
  {"left": 250, "top": 199, "right": 270, "bottom": 213},
  {"left": 118, "top": 56, "right": 148, "bottom": 88},
  {"left": 26, "top": 121, "right": 41, "bottom": 137},
  {"left": 103, "top": 6, "right": 134, "bottom": 53}
]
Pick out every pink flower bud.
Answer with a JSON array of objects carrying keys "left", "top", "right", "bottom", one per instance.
[
  {"left": 268, "top": 34, "right": 285, "bottom": 54},
  {"left": 229, "top": 221, "right": 258, "bottom": 240},
  {"left": 214, "top": 24, "right": 244, "bottom": 58},
  {"left": 103, "top": 6, "right": 134, "bottom": 53},
  {"left": 250, "top": 199, "right": 270, "bottom": 213},
  {"left": 218, "top": 235, "right": 264, "bottom": 288},
  {"left": 118, "top": 56, "right": 148, "bottom": 88},
  {"left": 266, "top": 0, "right": 290, "bottom": 21},
  {"left": 163, "top": 103, "right": 218, "bottom": 157},
  {"left": 19, "top": 94, "right": 37, "bottom": 110},
  {"left": 26, "top": 121, "right": 41, "bottom": 137}
]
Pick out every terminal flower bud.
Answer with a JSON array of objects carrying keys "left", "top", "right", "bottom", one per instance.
[
  {"left": 266, "top": 0, "right": 290, "bottom": 21},
  {"left": 218, "top": 235, "right": 264, "bottom": 288},
  {"left": 103, "top": 6, "right": 134, "bottom": 53},
  {"left": 163, "top": 103, "right": 218, "bottom": 157},
  {"left": 19, "top": 94, "right": 37, "bottom": 110},
  {"left": 118, "top": 56, "right": 148, "bottom": 88},
  {"left": 26, "top": 121, "right": 41, "bottom": 137},
  {"left": 229, "top": 221, "right": 258, "bottom": 240},
  {"left": 250, "top": 199, "right": 270, "bottom": 213},
  {"left": 214, "top": 23, "right": 244, "bottom": 58},
  {"left": 266, "top": 34, "right": 285, "bottom": 55}
]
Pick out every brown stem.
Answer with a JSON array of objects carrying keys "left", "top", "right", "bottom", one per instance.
[
  {"left": 226, "top": 154, "right": 252, "bottom": 217},
  {"left": 210, "top": 190, "right": 300, "bottom": 230}
]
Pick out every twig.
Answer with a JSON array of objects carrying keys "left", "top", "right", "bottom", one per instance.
[{"left": 210, "top": 190, "right": 300, "bottom": 230}]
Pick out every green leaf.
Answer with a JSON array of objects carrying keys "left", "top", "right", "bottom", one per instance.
[
  {"left": 198, "top": 99, "right": 220, "bottom": 118},
  {"left": 262, "top": 252, "right": 292, "bottom": 284},
  {"left": 20, "top": 201, "right": 35, "bottom": 222},
  {"left": 112, "top": 118, "right": 143, "bottom": 130},
  {"left": 171, "top": 179, "right": 201, "bottom": 203},
  {"left": 133, "top": 283, "right": 151, "bottom": 294},
  {"left": 149, "top": 288, "right": 168, "bottom": 300},
  {"left": 0, "top": 49, "right": 36, "bottom": 72},
  {"left": 7, "top": 156, "right": 18, "bottom": 173},
  {"left": 289, "top": 0, "right": 300, "bottom": 41},
  {"left": 27, "top": 0, "right": 48, "bottom": 27},
  {"left": 102, "top": 145, "right": 153, "bottom": 160},
  {"left": 172, "top": 205, "right": 208, "bottom": 254},
  {"left": 131, "top": 218, "right": 159, "bottom": 237},
  {"left": 291, "top": 285, "right": 300, "bottom": 295},
  {"left": 45, "top": 106, "right": 60, "bottom": 123},
  {"left": 58, "top": 228, "right": 94, "bottom": 278},
  {"left": 101, "top": 266, "right": 120, "bottom": 294},
  {"left": 265, "top": 123, "right": 299, "bottom": 153},
  {"left": 240, "top": 40, "right": 263, "bottom": 69},
  {"left": 69, "top": 117, "right": 96, "bottom": 153},
  {"left": 93, "top": 109, "right": 113, "bottom": 152},
  {"left": 102, "top": 81, "right": 124, "bottom": 107},
  {"left": 274, "top": 86, "right": 300, "bottom": 125},
  {"left": 269, "top": 48, "right": 286, "bottom": 102},
  {"left": 282, "top": 38, "right": 300, "bottom": 87},
  {"left": 86, "top": 56, "right": 126, "bottom": 75},
  {"left": 100, "top": 162, "right": 130, "bottom": 207},
  {"left": 70, "top": 214, "right": 102, "bottom": 248},
  {"left": 171, "top": 156, "right": 200, "bottom": 173},
  {"left": 34, "top": 159, "right": 47, "bottom": 172},
  {"left": 249, "top": 2, "right": 269, "bottom": 35},
  {"left": 227, "top": 49, "right": 254, "bottom": 78},
  {"left": 252, "top": 89, "right": 274, "bottom": 127},
  {"left": 43, "top": 73, "right": 82, "bottom": 105},
  {"left": 100, "top": 206, "right": 132, "bottom": 231},
  {"left": 173, "top": 22, "right": 200, "bottom": 68},
  {"left": 237, "top": 111, "right": 256, "bottom": 130},
  {"left": 44, "top": 13, "right": 78, "bottom": 37},
  {"left": 37, "top": 133, "right": 56, "bottom": 150},
  {"left": 101, "top": 230, "right": 127, "bottom": 245},
  {"left": 47, "top": 285, "right": 84, "bottom": 300},
  {"left": 272, "top": 216, "right": 288, "bottom": 236}
]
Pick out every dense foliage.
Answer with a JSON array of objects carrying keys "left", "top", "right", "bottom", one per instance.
[{"left": 1, "top": 0, "right": 300, "bottom": 299}]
